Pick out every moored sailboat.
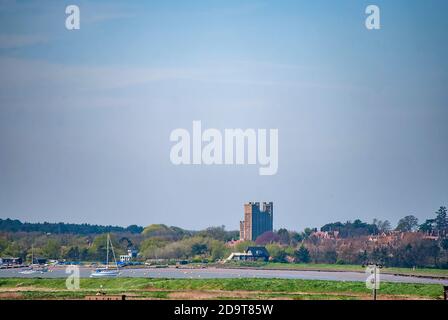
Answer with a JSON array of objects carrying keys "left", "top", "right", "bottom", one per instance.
[
  {"left": 90, "top": 234, "right": 120, "bottom": 278},
  {"left": 19, "top": 245, "right": 48, "bottom": 274}
]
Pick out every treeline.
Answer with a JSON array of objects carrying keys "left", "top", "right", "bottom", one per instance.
[
  {"left": 0, "top": 232, "right": 139, "bottom": 263},
  {"left": 254, "top": 206, "right": 448, "bottom": 268},
  {"left": 0, "top": 225, "right": 239, "bottom": 263},
  {"left": 1, "top": 207, "right": 447, "bottom": 269},
  {"left": 319, "top": 206, "right": 448, "bottom": 237},
  {"left": 321, "top": 220, "right": 379, "bottom": 237},
  {"left": 0, "top": 218, "right": 143, "bottom": 235}
]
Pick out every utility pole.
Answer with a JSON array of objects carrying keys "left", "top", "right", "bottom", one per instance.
[
  {"left": 364, "top": 262, "right": 381, "bottom": 300},
  {"left": 372, "top": 264, "right": 377, "bottom": 300}
]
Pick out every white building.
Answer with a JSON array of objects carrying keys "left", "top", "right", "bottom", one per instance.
[
  {"left": 119, "top": 249, "right": 138, "bottom": 263},
  {"left": 119, "top": 255, "right": 131, "bottom": 263}
]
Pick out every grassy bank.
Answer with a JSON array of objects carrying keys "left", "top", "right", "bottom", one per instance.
[
  {"left": 0, "top": 277, "right": 445, "bottom": 300},
  {"left": 219, "top": 262, "right": 448, "bottom": 278}
]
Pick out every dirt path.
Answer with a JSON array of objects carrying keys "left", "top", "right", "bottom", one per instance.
[
  {"left": 0, "top": 286, "right": 435, "bottom": 300},
  {"left": 165, "top": 289, "right": 430, "bottom": 300}
]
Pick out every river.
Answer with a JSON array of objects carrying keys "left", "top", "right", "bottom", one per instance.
[{"left": 1, "top": 266, "right": 447, "bottom": 285}]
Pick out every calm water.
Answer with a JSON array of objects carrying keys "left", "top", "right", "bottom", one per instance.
[{"left": 1, "top": 266, "right": 447, "bottom": 285}]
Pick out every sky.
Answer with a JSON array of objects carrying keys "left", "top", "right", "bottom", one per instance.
[{"left": 0, "top": 0, "right": 447, "bottom": 231}]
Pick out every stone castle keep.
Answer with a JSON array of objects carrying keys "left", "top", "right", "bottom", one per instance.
[{"left": 239, "top": 202, "right": 273, "bottom": 241}]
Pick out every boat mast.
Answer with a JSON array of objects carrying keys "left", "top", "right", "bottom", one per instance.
[
  {"left": 106, "top": 234, "right": 110, "bottom": 268},
  {"left": 109, "top": 235, "right": 118, "bottom": 269}
]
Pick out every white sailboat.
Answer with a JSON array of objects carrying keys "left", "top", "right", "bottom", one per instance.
[
  {"left": 90, "top": 234, "right": 120, "bottom": 278},
  {"left": 19, "top": 245, "right": 48, "bottom": 274}
]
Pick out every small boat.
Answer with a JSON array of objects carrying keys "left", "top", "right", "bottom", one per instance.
[
  {"left": 19, "top": 269, "right": 38, "bottom": 275},
  {"left": 90, "top": 268, "right": 120, "bottom": 277},
  {"left": 19, "top": 245, "right": 48, "bottom": 274},
  {"left": 90, "top": 234, "right": 120, "bottom": 278},
  {"left": 33, "top": 265, "right": 48, "bottom": 273},
  {"left": 18, "top": 267, "right": 47, "bottom": 274}
]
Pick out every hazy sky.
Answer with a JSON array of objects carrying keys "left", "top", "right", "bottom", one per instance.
[{"left": 0, "top": 0, "right": 447, "bottom": 231}]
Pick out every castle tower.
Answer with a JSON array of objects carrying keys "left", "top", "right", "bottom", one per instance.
[{"left": 239, "top": 202, "right": 273, "bottom": 241}]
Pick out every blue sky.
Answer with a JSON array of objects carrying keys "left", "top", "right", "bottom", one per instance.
[{"left": 0, "top": 0, "right": 447, "bottom": 230}]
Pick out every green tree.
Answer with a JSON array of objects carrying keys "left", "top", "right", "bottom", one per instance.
[
  {"left": 64, "top": 246, "right": 80, "bottom": 261},
  {"left": 191, "top": 243, "right": 207, "bottom": 256},
  {"left": 3, "top": 242, "right": 23, "bottom": 258},
  {"left": 435, "top": 206, "right": 448, "bottom": 235},
  {"left": 440, "top": 238, "right": 448, "bottom": 251},
  {"left": 125, "top": 225, "right": 143, "bottom": 234},
  {"left": 426, "top": 242, "right": 441, "bottom": 266},
  {"left": 198, "top": 226, "right": 232, "bottom": 241},
  {"left": 42, "top": 239, "right": 60, "bottom": 259},
  {"left": 373, "top": 219, "right": 391, "bottom": 233},
  {"left": 294, "top": 245, "right": 310, "bottom": 263},
  {"left": 209, "top": 240, "right": 227, "bottom": 261},
  {"left": 284, "top": 246, "right": 295, "bottom": 257},
  {"left": 142, "top": 224, "right": 188, "bottom": 241},
  {"left": 395, "top": 215, "right": 419, "bottom": 232},
  {"left": 266, "top": 244, "right": 286, "bottom": 262},
  {"left": 140, "top": 238, "right": 168, "bottom": 259},
  {"left": 419, "top": 219, "right": 435, "bottom": 233},
  {"left": 80, "top": 247, "right": 90, "bottom": 261},
  {"left": 0, "top": 237, "right": 8, "bottom": 254},
  {"left": 277, "top": 228, "right": 290, "bottom": 245},
  {"left": 158, "top": 241, "right": 190, "bottom": 259}
]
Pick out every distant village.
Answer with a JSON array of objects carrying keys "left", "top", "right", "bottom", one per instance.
[{"left": 0, "top": 204, "right": 447, "bottom": 270}]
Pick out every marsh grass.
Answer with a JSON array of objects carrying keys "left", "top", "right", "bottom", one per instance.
[{"left": 0, "top": 277, "right": 444, "bottom": 300}]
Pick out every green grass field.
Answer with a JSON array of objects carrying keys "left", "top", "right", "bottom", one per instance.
[
  {"left": 0, "top": 277, "right": 445, "bottom": 300},
  {"left": 220, "top": 262, "right": 448, "bottom": 278}
]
